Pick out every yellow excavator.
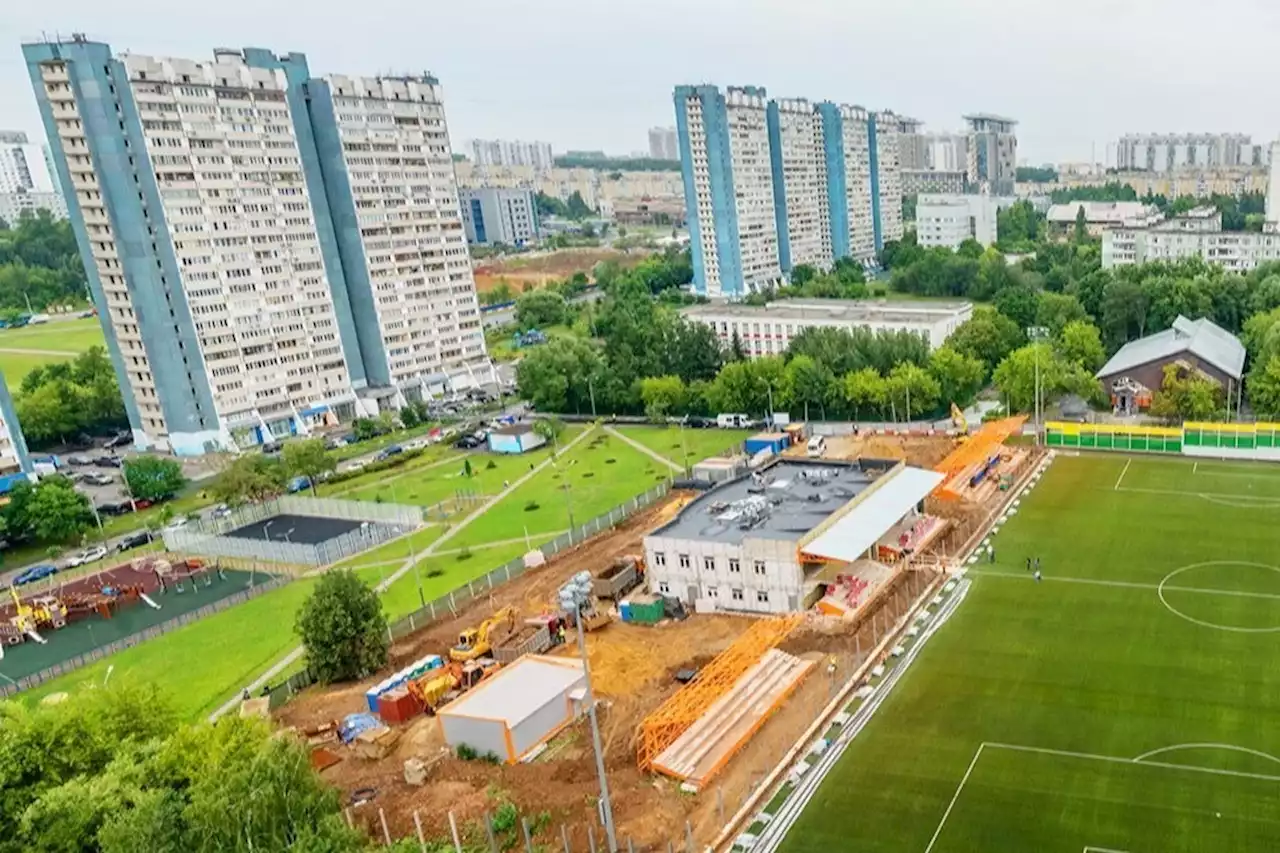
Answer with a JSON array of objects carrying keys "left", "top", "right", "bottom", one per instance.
[
  {"left": 408, "top": 659, "right": 498, "bottom": 714},
  {"left": 450, "top": 606, "right": 516, "bottom": 662},
  {"left": 951, "top": 402, "right": 969, "bottom": 441}
]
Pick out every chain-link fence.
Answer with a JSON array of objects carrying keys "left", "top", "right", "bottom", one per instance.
[
  {"left": 264, "top": 482, "right": 672, "bottom": 708},
  {"left": 0, "top": 576, "right": 289, "bottom": 700}
]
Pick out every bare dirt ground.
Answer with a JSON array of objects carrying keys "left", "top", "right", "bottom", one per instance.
[
  {"left": 823, "top": 431, "right": 956, "bottom": 469},
  {"left": 272, "top": 443, "right": 1034, "bottom": 851},
  {"left": 473, "top": 248, "right": 651, "bottom": 293}
]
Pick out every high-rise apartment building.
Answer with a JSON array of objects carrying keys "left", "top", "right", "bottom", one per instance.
[
  {"left": 871, "top": 111, "right": 903, "bottom": 249},
  {"left": 1113, "top": 133, "right": 1259, "bottom": 173},
  {"left": 766, "top": 98, "right": 831, "bottom": 273},
  {"left": 469, "top": 139, "right": 554, "bottom": 169},
  {"left": 648, "top": 126, "right": 678, "bottom": 161},
  {"left": 0, "top": 130, "right": 67, "bottom": 219},
  {"left": 964, "top": 114, "right": 1018, "bottom": 195},
  {"left": 818, "top": 102, "right": 877, "bottom": 267},
  {"left": 674, "top": 84, "right": 903, "bottom": 297},
  {"left": 24, "top": 38, "right": 487, "bottom": 455},
  {"left": 674, "top": 85, "right": 781, "bottom": 298}
]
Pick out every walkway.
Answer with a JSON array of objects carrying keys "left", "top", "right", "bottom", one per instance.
[
  {"left": 207, "top": 425, "right": 596, "bottom": 721},
  {"left": 605, "top": 425, "right": 684, "bottom": 472}
]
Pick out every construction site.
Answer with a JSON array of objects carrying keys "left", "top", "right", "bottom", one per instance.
[{"left": 272, "top": 418, "right": 1038, "bottom": 851}]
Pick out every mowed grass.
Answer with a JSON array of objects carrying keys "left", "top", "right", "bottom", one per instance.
[
  {"left": 614, "top": 425, "right": 752, "bottom": 469},
  {"left": 0, "top": 318, "right": 106, "bottom": 383},
  {"left": 447, "top": 429, "right": 666, "bottom": 549},
  {"left": 781, "top": 453, "right": 1280, "bottom": 853}
]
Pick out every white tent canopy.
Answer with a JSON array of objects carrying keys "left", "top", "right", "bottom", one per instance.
[{"left": 800, "top": 466, "right": 944, "bottom": 563}]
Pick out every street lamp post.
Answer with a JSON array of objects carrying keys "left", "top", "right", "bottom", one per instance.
[
  {"left": 1025, "top": 326, "right": 1051, "bottom": 445},
  {"left": 575, "top": 604, "right": 617, "bottom": 852}
]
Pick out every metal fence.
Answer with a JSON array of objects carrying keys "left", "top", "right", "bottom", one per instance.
[
  {"left": 163, "top": 495, "right": 423, "bottom": 566},
  {"left": 265, "top": 481, "right": 672, "bottom": 708},
  {"left": 0, "top": 576, "right": 289, "bottom": 700}
]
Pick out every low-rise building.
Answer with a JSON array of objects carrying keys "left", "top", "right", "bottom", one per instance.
[
  {"left": 642, "top": 459, "right": 943, "bottom": 614},
  {"left": 1101, "top": 206, "right": 1280, "bottom": 271},
  {"left": 1096, "top": 315, "right": 1244, "bottom": 414},
  {"left": 459, "top": 187, "right": 540, "bottom": 247},
  {"left": 487, "top": 423, "right": 547, "bottom": 454},
  {"left": 0, "top": 189, "right": 66, "bottom": 223},
  {"left": 1046, "top": 201, "right": 1160, "bottom": 239},
  {"left": 681, "top": 298, "right": 972, "bottom": 356},
  {"left": 916, "top": 194, "right": 1015, "bottom": 249}
]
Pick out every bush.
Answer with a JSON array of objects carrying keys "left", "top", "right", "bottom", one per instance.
[
  {"left": 426, "top": 568, "right": 445, "bottom": 578},
  {"left": 456, "top": 744, "right": 478, "bottom": 761},
  {"left": 524, "top": 500, "right": 540, "bottom": 511},
  {"left": 295, "top": 570, "right": 389, "bottom": 684},
  {"left": 485, "top": 459, "right": 497, "bottom": 469}
]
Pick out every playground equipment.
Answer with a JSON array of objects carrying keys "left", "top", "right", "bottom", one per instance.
[{"left": 450, "top": 606, "right": 517, "bottom": 662}]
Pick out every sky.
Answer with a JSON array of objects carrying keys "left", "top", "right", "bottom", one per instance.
[{"left": 5, "top": 0, "right": 1280, "bottom": 164}]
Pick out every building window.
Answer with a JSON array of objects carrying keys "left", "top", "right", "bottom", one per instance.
[
  {"left": 654, "top": 552, "right": 666, "bottom": 567},
  {"left": 731, "top": 588, "right": 744, "bottom": 602},
  {"left": 678, "top": 554, "right": 690, "bottom": 569},
  {"left": 658, "top": 581, "right": 670, "bottom": 594},
  {"left": 757, "top": 590, "right": 770, "bottom": 604},
  {"left": 729, "top": 558, "right": 741, "bottom": 573},
  {"left": 703, "top": 556, "right": 715, "bottom": 572},
  {"left": 706, "top": 586, "right": 718, "bottom": 598},
  {"left": 753, "top": 560, "right": 766, "bottom": 575}
]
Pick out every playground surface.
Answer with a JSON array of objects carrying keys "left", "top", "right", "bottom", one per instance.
[
  {"left": 225, "top": 513, "right": 366, "bottom": 545},
  {"left": 0, "top": 565, "right": 269, "bottom": 683},
  {"left": 778, "top": 453, "right": 1280, "bottom": 853}
]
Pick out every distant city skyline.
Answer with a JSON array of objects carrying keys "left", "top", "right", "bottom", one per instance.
[{"left": 6, "top": 0, "right": 1280, "bottom": 165}]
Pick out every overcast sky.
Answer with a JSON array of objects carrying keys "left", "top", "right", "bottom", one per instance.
[{"left": 5, "top": 0, "right": 1280, "bottom": 164}]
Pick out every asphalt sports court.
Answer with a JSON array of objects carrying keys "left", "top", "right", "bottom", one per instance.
[
  {"left": 0, "top": 568, "right": 269, "bottom": 684},
  {"left": 777, "top": 454, "right": 1280, "bottom": 853},
  {"left": 225, "top": 513, "right": 365, "bottom": 545}
]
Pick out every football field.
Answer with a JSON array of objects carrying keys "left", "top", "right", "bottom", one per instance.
[{"left": 779, "top": 453, "right": 1280, "bottom": 852}]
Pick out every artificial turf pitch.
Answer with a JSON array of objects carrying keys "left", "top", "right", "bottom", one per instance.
[{"left": 779, "top": 453, "right": 1280, "bottom": 853}]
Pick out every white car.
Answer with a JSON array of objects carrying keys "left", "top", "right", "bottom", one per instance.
[
  {"left": 64, "top": 545, "right": 108, "bottom": 568},
  {"left": 165, "top": 517, "right": 189, "bottom": 531}
]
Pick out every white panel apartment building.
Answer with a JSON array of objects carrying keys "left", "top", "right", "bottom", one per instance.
[
  {"left": 0, "top": 130, "right": 67, "bottom": 220},
  {"left": 725, "top": 87, "right": 783, "bottom": 294},
  {"left": 872, "top": 111, "right": 904, "bottom": 246},
  {"left": 824, "top": 103, "right": 877, "bottom": 266},
  {"left": 319, "top": 74, "right": 487, "bottom": 401},
  {"left": 766, "top": 98, "right": 832, "bottom": 273},
  {"left": 916, "top": 194, "right": 1015, "bottom": 249},
  {"left": 25, "top": 39, "right": 488, "bottom": 454}
]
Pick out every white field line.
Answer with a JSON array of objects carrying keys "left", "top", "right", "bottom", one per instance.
[
  {"left": 969, "top": 569, "right": 1280, "bottom": 602},
  {"left": 1113, "top": 484, "right": 1280, "bottom": 503},
  {"left": 1084, "top": 848, "right": 1131, "bottom": 853},
  {"left": 1193, "top": 461, "right": 1198, "bottom": 475},
  {"left": 926, "top": 741, "right": 1280, "bottom": 851},
  {"left": 1133, "top": 743, "right": 1280, "bottom": 765},
  {"left": 1114, "top": 458, "right": 1131, "bottom": 491},
  {"left": 923, "top": 743, "right": 986, "bottom": 853}
]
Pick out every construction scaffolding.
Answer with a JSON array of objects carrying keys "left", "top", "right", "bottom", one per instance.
[
  {"left": 637, "top": 615, "right": 803, "bottom": 771},
  {"left": 932, "top": 416, "right": 1027, "bottom": 501}
]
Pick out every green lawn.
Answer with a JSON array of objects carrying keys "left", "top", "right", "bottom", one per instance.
[
  {"left": 0, "top": 318, "right": 105, "bottom": 383},
  {"left": 781, "top": 453, "right": 1280, "bottom": 853},
  {"left": 614, "top": 425, "right": 752, "bottom": 469},
  {"left": 327, "top": 525, "right": 447, "bottom": 573},
  {"left": 317, "top": 444, "right": 463, "bottom": 497},
  {"left": 377, "top": 539, "right": 540, "bottom": 621},
  {"left": 447, "top": 430, "right": 665, "bottom": 549}
]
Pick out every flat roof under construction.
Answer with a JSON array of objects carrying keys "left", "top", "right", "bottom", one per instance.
[{"left": 652, "top": 459, "right": 886, "bottom": 545}]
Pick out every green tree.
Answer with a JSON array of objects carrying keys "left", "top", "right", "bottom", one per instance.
[
  {"left": 884, "top": 363, "right": 941, "bottom": 421},
  {"left": 928, "top": 347, "right": 985, "bottom": 408},
  {"left": 1073, "top": 205, "right": 1089, "bottom": 242},
  {"left": 1247, "top": 354, "right": 1280, "bottom": 418},
  {"left": 212, "top": 455, "right": 287, "bottom": 507},
  {"left": 25, "top": 475, "right": 94, "bottom": 543},
  {"left": 282, "top": 438, "right": 336, "bottom": 497},
  {"left": 843, "top": 368, "right": 887, "bottom": 420},
  {"left": 947, "top": 307, "right": 1024, "bottom": 377},
  {"left": 1100, "top": 279, "right": 1150, "bottom": 348},
  {"left": 1058, "top": 320, "right": 1106, "bottom": 371},
  {"left": 515, "top": 289, "right": 568, "bottom": 328},
  {"left": 790, "top": 264, "right": 818, "bottom": 286},
  {"left": 785, "top": 355, "right": 834, "bottom": 421},
  {"left": 639, "top": 375, "right": 686, "bottom": 421},
  {"left": 515, "top": 336, "right": 604, "bottom": 413},
  {"left": 1150, "top": 364, "right": 1223, "bottom": 422},
  {"left": 479, "top": 281, "right": 516, "bottom": 305},
  {"left": 122, "top": 457, "right": 187, "bottom": 503},
  {"left": 1035, "top": 292, "right": 1088, "bottom": 336},
  {"left": 994, "top": 282, "right": 1040, "bottom": 330},
  {"left": 296, "top": 569, "right": 389, "bottom": 684},
  {"left": 533, "top": 416, "right": 565, "bottom": 443},
  {"left": 992, "top": 343, "right": 1066, "bottom": 413}
]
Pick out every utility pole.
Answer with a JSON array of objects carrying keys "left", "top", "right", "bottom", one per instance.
[
  {"left": 588, "top": 377, "right": 597, "bottom": 419},
  {"left": 576, "top": 606, "right": 617, "bottom": 851},
  {"left": 1026, "top": 326, "right": 1050, "bottom": 445}
]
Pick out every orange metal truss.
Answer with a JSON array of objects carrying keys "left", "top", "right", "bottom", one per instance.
[
  {"left": 933, "top": 415, "right": 1027, "bottom": 500},
  {"left": 637, "top": 615, "right": 803, "bottom": 771}
]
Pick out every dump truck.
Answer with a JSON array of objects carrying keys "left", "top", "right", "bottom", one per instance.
[
  {"left": 492, "top": 622, "right": 552, "bottom": 664},
  {"left": 591, "top": 555, "right": 643, "bottom": 601},
  {"left": 450, "top": 606, "right": 517, "bottom": 662}
]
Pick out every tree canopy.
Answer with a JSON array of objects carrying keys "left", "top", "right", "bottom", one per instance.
[{"left": 296, "top": 569, "right": 390, "bottom": 685}]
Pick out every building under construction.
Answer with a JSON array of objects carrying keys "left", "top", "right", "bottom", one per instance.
[{"left": 642, "top": 458, "right": 945, "bottom": 614}]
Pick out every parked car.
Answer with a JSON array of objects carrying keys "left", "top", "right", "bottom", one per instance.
[
  {"left": 13, "top": 564, "right": 58, "bottom": 586},
  {"left": 165, "top": 517, "right": 189, "bottom": 531},
  {"left": 104, "top": 433, "right": 132, "bottom": 449},
  {"left": 374, "top": 445, "right": 404, "bottom": 461},
  {"left": 94, "top": 455, "right": 122, "bottom": 468},
  {"left": 66, "top": 455, "right": 94, "bottom": 467},
  {"left": 83, "top": 472, "right": 114, "bottom": 487},
  {"left": 116, "top": 531, "right": 152, "bottom": 552},
  {"left": 454, "top": 435, "right": 483, "bottom": 449},
  {"left": 95, "top": 500, "right": 132, "bottom": 516},
  {"left": 286, "top": 476, "right": 311, "bottom": 493},
  {"left": 261, "top": 440, "right": 282, "bottom": 455},
  {"left": 66, "top": 545, "right": 108, "bottom": 568}
]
